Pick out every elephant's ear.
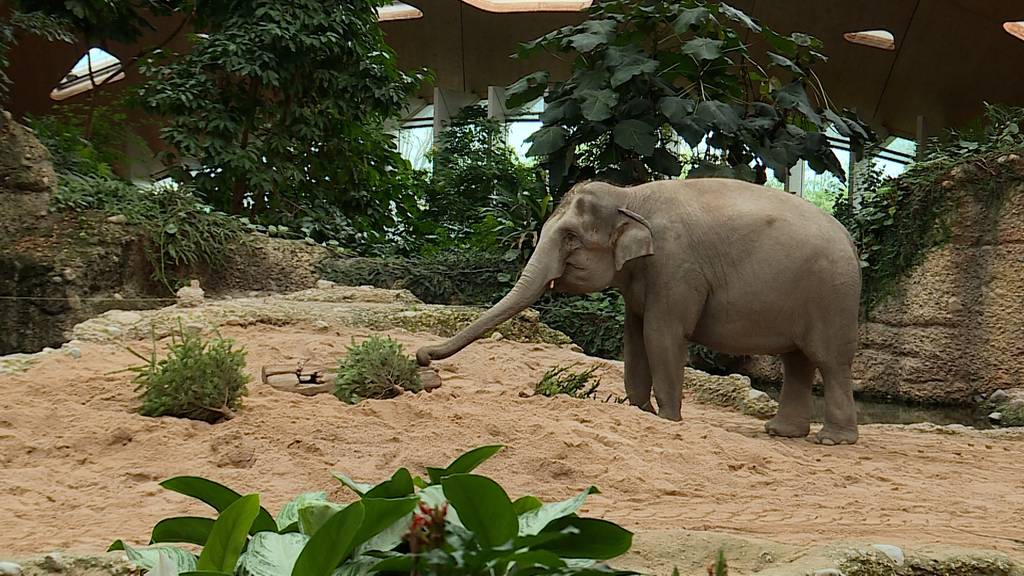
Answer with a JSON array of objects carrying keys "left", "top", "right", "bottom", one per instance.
[{"left": 614, "top": 208, "right": 654, "bottom": 271}]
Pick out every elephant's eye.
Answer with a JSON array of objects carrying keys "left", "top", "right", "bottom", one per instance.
[{"left": 565, "top": 232, "right": 581, "bottom": 250}]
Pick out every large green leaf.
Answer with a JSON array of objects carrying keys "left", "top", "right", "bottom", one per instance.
[
  {"left": 518, "top": 486, "right": 599, "bottom": 536},
  {"left": 612, "top": 119, "right": 658, "bottom": 156},
  {"left": 150, "top": 517, "right": 215, "bottom": 546},
  {"left": 333, "top": 473, "right": 373, "bottom": 497},
  {"left": 159, "top": 477, "right": 277, "bottom": 534},
  {"left": 766, "top": 52, "right": 803, "bottom": 76},
  {"left": 236, "top": 532, "right": 308, "bottom": 576},
  {"left": 537, "top": 517, "right": 633, "bottom": 560},
  {"left": 579, "top": 89, "right": 618, "bottom": 122},
  {"left": 506, "top": 71, "right": 550, "bottom": 109},
  {"left": 774, "top": 82, "right": 822, "bottom": 127},
  {"left": 540, "top": 99, "right": 581, "bottom": 125},
  {"left": 512, "top": 495, "right": 544, "bottom": 516},
  {"left": 681, "top": 38, "right": 724, "bottom": 61},
  {"left": 525, "top": 126, "right": 568, "bottom": 157},
  {"left": 275, "top": 492, "right": 327, "bottom": 531},
  {"left": 291, "top": 500, "right": 365, "bottom": 576},
  {"left": 658, "top": 96, "right": 694, "bottom": 124},
  {"left": 353, "top": 497, "right": 420, "bottom": 551},
  {"left": 604, "top": 46, "right": 658, "bottom": 87},
  {"left": 695, "top": 101, "right": 741, "bottom": 133},
  {"left": 364, "top": 468, "right": 415, "bottom": 499},
  {"left": 197, "top": 493, "right": 261, "bottom": 573},
  {"left": 673, "top": 7, "right": 713, "bottom": 33},
  {"left": 646, "top": 148, "right": 682, "bottom": 177},
  {"left": 569, "top": 19, "right": 617, "bottom": 53},
  {"left": 297, "top": 501, "right": 346, "bottom": 536},
  {"left": 424, "top": 445, "right": 504, "bottom": 485},
  {"left": 718, "top": 3, "right": 761, "bottom": 32},
  {"left": 108, "top": 541, "right": 197, "bottom": 573},
  {"left": 441, "top": 474, "right": 517, "bottom": 548}
]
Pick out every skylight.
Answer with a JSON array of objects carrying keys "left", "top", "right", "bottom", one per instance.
[
  {"left": 843, "top": 30, "right": 896, "bottom": 51},
  {"left": 50, "top": 48, "right": 124, "bottom": 101},
  {"left": 1003, "top": 21, "right": 1024, "bottom": 42},
  {"left": 377, "top": 2, "right": 423, "bottom": 21},
  {"left": 460, "top": 0, "right": 591, "bottom": 13}
]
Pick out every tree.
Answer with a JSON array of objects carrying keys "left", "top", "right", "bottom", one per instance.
[
  {"left": 506, "top": 0, "right": 874, "bottom": 192},
  {"left": 138, "top": 0, "right": 429, "bottom": 228}
]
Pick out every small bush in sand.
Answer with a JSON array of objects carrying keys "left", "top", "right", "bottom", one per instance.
[
  {"left": 108, "top": 445, "right": 636, "bottom": 575},
  {"left": 535, "top": 364, "right": 602, "bottom": 399},
  {"left": 333, "top": 336, "right": 423, "bottom": 404},
  {"left": 130, "top": 324, "right": 249, "bottom": 423}
]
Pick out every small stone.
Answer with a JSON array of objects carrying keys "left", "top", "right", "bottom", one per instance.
[
  {"left": 489, "top": 332, "right": 504, "bottom": 341},
  {"left": 113, "top": 293, "right": 123, "bottom": 301},
  {"left": 183, "top": 322, "right": 206, "bottom": 335},
  {"left": 0, "top": 561, "right": 21, "bottom": 576},
  {"left": 747, "top": 388, "right": 770, "bottom": 401},
  {"left": 65, "top": 347, "right": 81, "bottom": 359},
  {"left": 871, "top": 544, "right": 905, "bottom": 565},
  {"left": 61, "top": 268, "right": 76, "bottom": 282},
  {"left": 247, "top": 291, "right": 260, "bottom": 297},
  {"left": 988, "top": 412, "right": 1003, "bottom": 422},
  {"left": 106, "top": 214, "right": 128, "bottom": 224},
  {"left": 941, "top": 180, "right": 955, "bottom": 189},
  {"left": 313, "top": 320, "right": 330, "bottom": 331},
  {"left": 176, "top": 280, "right": 205, "bottom": 307},
  {"left": 42, "top": 552, "right": 65, "bottom": 571},
  {"left": 568, "top": 344, "right": 584, "bottom": 353},
  {"left": 50, "top": 275, "right": 63, "bottom": 284},
  {"left": 106, "top": 311, "right": 142, "bottom": 325},
  {"left": 989, "top": 389, "right": 1009, "bottom": 403},
  {"left": 316, "top": 279, "right": 336, "bottom": 290},
  {"left": 104, "top": 326, "right": 123, "bottom": 338}
]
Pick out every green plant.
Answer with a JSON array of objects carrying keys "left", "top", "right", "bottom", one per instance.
[
  {"left": 138, "top": 0, "right": 428, "bottom": 230},
  {"left": 834, "top": 104, "right": 1024, "bottom": 308},
  {"left": 535, "top": 292, "right": 625, "bottom": 360},
  {"left": 536, "top": 364, "right": 602, "bottom": 399},
  {"left": 507, "top": 0, "right": 873, "bottom": 191},
  {"left": 130, "top": 323, "right": 250, "bottom": 423},
  {"left": 333, "top": 336, "right": 424, "bottom": 404},
  {"left": 707, "top": 549, "right": 728, "bottom": 575},
  {"left": 108, "top": 445, "right": 637, "bottom": 576}
]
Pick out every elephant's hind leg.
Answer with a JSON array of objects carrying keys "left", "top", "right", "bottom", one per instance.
[
  {"left": 765, "top": 350, "right": 814, "bottom": 438},
  {"left": 812, "top": 363, "right": 858, "bottom": 445}
]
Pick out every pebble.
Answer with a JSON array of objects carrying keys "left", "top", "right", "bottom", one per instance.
[
  {"left": 0, "top": 561, "right": 21, "bottom": 576},
  {"left": 113, "top": 293, "right": 124, "bottom": 301},
  {"left": 489, "top": 332, "right": 504, "bottom": 341},
  {"left": 65, "top": 347, "right": 81, "bottom": 359},
  {"left": 871, "top": 544, "right": 905, "bottom": 565},
  {"left": 988, "top": 412, "right": 1003, "bottom": 422},
  {"left": 106, "top": 214, "right": 128, "bottom": 224},
  {"left": 989, "top": 389, "right": 1009, "bottom": 403},
  {"left": 42, "top": 552, "right": 65, "bottom": 572},
  {"left": 183, "top": 322, "right": 206, "bottom": 335},
  {"left": 61, "top": 268, "right": 76, "bottom": 282},
  {"left": 104, "top": 326, "right": 123, "bottom": 338},
  {"left": 313, "top": 320, "right": 330, "bottom": 331},
  {"left": 316, "top": 279, "right": 336, "bottom": 289}
]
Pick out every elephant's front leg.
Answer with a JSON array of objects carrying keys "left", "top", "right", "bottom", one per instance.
[
  {"left": 623, "top": 312, "right": 654, "bottom": 413},
  {"left": 643, "top": 315, "right": 689, "bottom": 421}
]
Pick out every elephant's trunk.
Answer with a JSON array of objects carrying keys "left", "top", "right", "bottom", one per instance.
[{"left": 416, "top": 237, "right": 562, "bottom": 366}]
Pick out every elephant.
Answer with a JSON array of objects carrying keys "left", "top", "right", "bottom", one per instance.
[{"left": 416, "top": 178, "right": 861, "bottom": 445}]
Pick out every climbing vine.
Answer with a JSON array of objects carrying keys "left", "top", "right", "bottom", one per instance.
[{"left": 834, "top": 104, "right": 1024, "bottom": 310}]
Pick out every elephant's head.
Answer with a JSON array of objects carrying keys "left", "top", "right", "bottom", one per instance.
[{"left": 416, "top": 181, "right": 654, "bottom": 366}]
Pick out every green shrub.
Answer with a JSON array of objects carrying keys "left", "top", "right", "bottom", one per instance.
[
  {"left": 333, "top": 336, "right": 424, "bottom": 404},
  {"left": 535, "top": 364, "right": 602, "bottom": 399},
  {"left": 108, "top": 445, "right": 637, "bottom": 576},
  {"left": 130, "top": 324, "right": 249, "bottom": 423}
]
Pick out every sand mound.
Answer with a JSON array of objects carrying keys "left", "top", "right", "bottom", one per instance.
[{"left": 1, "top": 292, "right": 1023, "bottom": 574}]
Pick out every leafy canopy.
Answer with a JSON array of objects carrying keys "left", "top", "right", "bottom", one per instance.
[
  {"left": 507, "top": 0, "right": 873, "bottom": 190},
  {"left": 138, "top": 0, "right": 429, "bottom": 234}
]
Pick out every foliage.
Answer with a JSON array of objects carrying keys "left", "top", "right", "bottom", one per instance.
[
  {"left": 137, "top": 0, "right": 428, "bottom": 236},
  {"left": 108, "top": 445, "right": 637, "bottom": 576},
  {"left": 13, "top": 0, "right": 181, "bottom": 45},
  {"left": 507, "top": 0, "right": 873, "bottom": 191},
  {"left": 26, "top": 103, "right": 147, "bottom": 176},
  {"left": 129, "top": 323, "right": 250, "bottom": 423},
  {"left": 834, "top": 104, "right": 1024, "bottom": 309},
  {"left": 333, "top": 336, "right": 424, "bottom": 404},
  {"left": 535, "top": 364, "right": 602, "bottom": 399},
  {"left": 707, "top": 549, "right": 728, "bottom": 576},
  {"left": 535, "top": 292, "right": 625, "bottom": 360}
]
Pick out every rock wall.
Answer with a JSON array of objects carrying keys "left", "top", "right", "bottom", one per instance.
[{"left": 741, "top": 160, "right": 1024, "bottom": 404}]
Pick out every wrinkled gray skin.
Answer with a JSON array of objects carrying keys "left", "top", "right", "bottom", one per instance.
[{"left": 417, "top": 178, "right": 861, "bottom": 445}]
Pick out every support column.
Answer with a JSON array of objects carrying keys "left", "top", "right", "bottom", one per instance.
[
  {"left": 916, "top": 115, "right": 927, "bottom": 161},
  {"left": 785, "top": 160, "right": 805, "bottom": 197},
  {"left": 432, "top": 87, "right": 479, "bottom": 146},
  {"left": 487, "top": 86, "right": 507, "bottom": 122}
]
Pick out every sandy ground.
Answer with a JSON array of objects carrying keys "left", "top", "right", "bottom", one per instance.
[{"left": 2, "top": 324, "right": 1023, "bottom": 573}]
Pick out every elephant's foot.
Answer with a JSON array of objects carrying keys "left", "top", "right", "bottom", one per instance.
[
  {"left": 809, "top": 425, "right": 859, "bottom": 446},
  {"left": 657, "top": 407, "right": 682, "bottom": 421},
  {"left": 764, "top": 416, "right": 810, "bottom": 438}
]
